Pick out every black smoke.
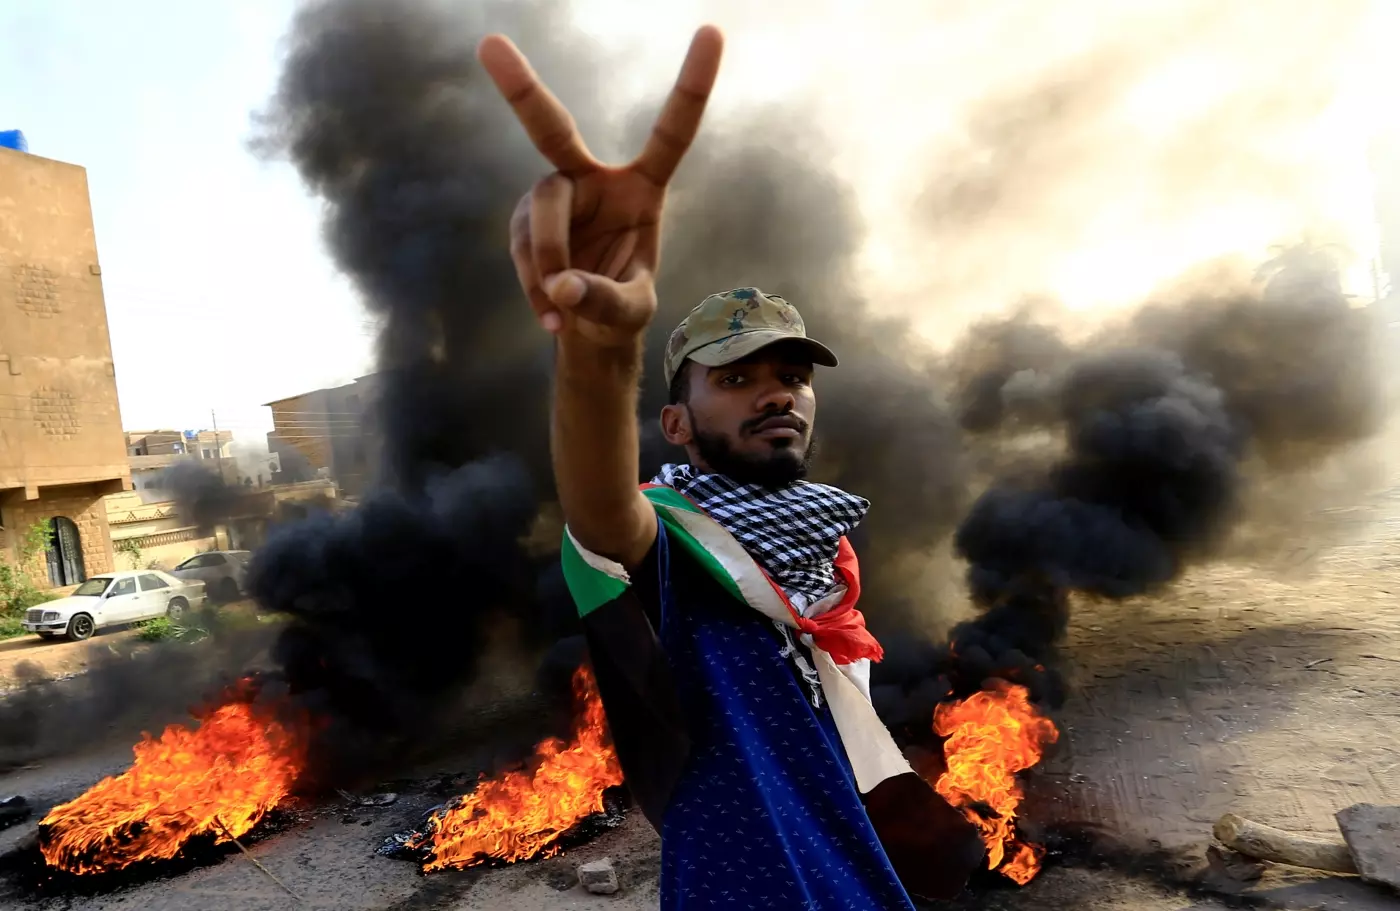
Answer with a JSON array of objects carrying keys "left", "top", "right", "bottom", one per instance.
[
  {"left": 239, "top": 0, "right": 974, "bottom": 790},
  {"left": 0, "top": 628, "right": 276, "bottom": 773},
  {"left": 243, "top": 0, "right": 610, "bottom": 786},
  {"left": 163, "top": 460, "right": 242, "bottom": 536},
  {"left": 870, "top": 247, "right": 1384, "bottom": 736},
  {"left": 248, "top": 0, "right": 1390, "bottom": 783}
]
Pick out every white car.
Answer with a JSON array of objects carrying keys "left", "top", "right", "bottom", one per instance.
[{"left": 21, "top": 570, "right": 207, "bottom": 641}]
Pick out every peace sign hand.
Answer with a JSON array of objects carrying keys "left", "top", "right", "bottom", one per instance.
[{"left": 478, "top": 27, "right": 724, "bottom": 348}]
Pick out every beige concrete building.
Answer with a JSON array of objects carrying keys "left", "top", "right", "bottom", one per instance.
[
  {"left": 124, "top": 430, "right": 243, "bottom": 502},
  {"left": 105, "top": 478, "right": 340, "bottom": 571},
  {"left": 0, "top": 147, "right": 130, "bottom": 588},
  {"left": 265, "top": 375, "right": 378, "bottom": 497}
]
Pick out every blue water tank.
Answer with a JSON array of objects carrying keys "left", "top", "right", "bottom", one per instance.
[{"left": 0, "top": 130, "right": 28, "bottom": 153}]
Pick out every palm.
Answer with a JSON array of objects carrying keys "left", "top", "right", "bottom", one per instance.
[
  {"left": 556, "top": 168, "right": 664, "bottom": 297},
  {"left": 479, "top": 29, "right": 723, "bottom": 342}
]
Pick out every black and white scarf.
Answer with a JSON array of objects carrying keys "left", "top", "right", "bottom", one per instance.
[{"left": 651, "top": 463, "right": 870, "bottom": 609}]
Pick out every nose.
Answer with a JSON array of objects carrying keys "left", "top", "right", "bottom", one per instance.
[{"left": 754, "top": 380, "right": 797, "bottom": 414}]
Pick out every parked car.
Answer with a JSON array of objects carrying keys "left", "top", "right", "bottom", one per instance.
[
  {"left": 21, "top": 570, "right": 207, "bottom": 641},
  {"left": 169, "top": 550, "right": 251, "bottom": 604}
]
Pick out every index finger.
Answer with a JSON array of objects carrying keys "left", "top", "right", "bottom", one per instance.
[
  {"left": 632, "top": 25, "right": 725, "bottom": 186},
  {"left": 477, "top": 34, "right": 598, "bottom": 177}
]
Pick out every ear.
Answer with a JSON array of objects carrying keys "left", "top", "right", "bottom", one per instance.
[{"left": 660, "top": 403, "right": 692, "bottom": 446}]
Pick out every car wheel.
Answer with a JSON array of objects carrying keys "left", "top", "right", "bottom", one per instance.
[
  {"left": 216, "top": 578, "right": 239, "bottom": 604},
  {"left": 37, "top": 632, "right": 55, "bottom": 640},
  {"left": 166, "top": 597, "right": 189, "bottom": 621},
  {"left": 66, "top": 613, "right": 95, "bottom": 641}
]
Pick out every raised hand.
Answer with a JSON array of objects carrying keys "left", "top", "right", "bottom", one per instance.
[{"left": 478, "top": 27, "right": 724, "bottom": 347}]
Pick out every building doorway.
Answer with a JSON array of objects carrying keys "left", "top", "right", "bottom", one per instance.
[{"left": 45, "top": 516, "right": 86, "bottom": 587}]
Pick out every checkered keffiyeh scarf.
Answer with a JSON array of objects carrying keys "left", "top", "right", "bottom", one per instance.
[{"left": 652, "top": 463, "right": 870, "bottom": 607}]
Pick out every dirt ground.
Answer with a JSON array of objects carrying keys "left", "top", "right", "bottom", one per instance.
[
  {"left": 2, "top": 471, "right": 1399, "bottom": 910},
  {"left": 0, "top": 628, "right": 140, "bottom": 684}
]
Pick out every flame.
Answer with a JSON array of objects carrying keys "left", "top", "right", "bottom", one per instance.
[
  {"left": 415, "top": 665, "right": 623, "bottom": 871},
  {"left": 932, "top": 680, "right": 1059, "bottom": 885},
  {"left": 40, "top": 698, "right": 304, "bottom": 875}
]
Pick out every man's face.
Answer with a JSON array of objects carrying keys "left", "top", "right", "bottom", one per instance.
[{"left": 661, "top": 343, "right": 817, "bottom": 487}]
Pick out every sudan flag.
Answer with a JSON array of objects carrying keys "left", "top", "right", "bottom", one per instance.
[{"left": 561, "top": 485, "right": 911, "bottom": 807}]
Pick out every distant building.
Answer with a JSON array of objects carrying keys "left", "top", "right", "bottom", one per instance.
[
  {"left": 264, "top": 375, "right": 378, "bottom": 498},
  {"left": 126, "top": 430, "right": 187, "bottom": 457},
  {"left": 0, "top": 147, "right": 130, "bottom": 588},
  {"left": 105, "top": 478, "right": 341, "bottom": 570},
  {"left": 124, "top": 430, "right": 263, "bottom": 503}
]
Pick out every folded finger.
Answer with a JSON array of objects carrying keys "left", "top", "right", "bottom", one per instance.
[
  {"left": 530, "top": 173, "right": 575, "bottom": 289},
  {"left": 510, "top": 198, "right": 562, "bottom": 332}
]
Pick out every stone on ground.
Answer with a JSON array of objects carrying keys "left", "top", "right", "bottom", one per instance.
[
  {"left": 1336, "top": 804, "right": 1400, "bottom": 892},
  {"left": 578, "top": 857, "right": 619, "bottom": 895}
]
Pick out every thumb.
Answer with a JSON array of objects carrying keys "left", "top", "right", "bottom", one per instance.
[{"left": 544, "top": 269, "right": 653, "bottom": 330}]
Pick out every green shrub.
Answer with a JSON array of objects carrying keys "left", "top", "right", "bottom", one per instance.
[
  {"left": 0, "top": 614, "right": 24, "bottom": 641},
  {"left": 138, "top": 617, "right": 176, "bottom": 641},
  {"left": 1, "top": 521, "right": 51, "bottom": 607},
  {"left": 115, "top": 537, "right": 143, "bottom": 570}
]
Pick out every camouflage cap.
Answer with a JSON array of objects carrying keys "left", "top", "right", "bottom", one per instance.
[{"left": 662, "top": 287, "right": 838, "bottom": 388}]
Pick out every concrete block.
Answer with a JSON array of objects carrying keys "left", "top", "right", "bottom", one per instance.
[
  {"left": 1337, "top": 803, "right": 1400, "bottom": 892},
  {"left": 578, "top": 857, "right": 618, "bottom": 895}
]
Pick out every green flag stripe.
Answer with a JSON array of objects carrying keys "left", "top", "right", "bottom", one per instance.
[
  {"left": 560, "top": 531, "right": 629, "bottom": 618},
  {"left": 560, "top": 484, "right": 786, "bottom": 622}
]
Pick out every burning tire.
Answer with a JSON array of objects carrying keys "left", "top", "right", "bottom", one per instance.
[
  {"left": 166, "top": 597, "right": 188, "bottom": 621},
  {"left": 65, "top": 613, "right": 94, "bottom": 642}
]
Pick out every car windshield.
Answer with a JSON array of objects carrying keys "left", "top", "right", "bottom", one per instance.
[
  {"left": 174, "top": 556, "right": 200, "bottom": 570},
  {"left": 72, "top": 578, "right": 112, "bottom": 596}
]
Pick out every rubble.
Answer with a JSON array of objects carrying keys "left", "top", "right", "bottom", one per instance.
[
  {"left": 336, "top": 789, "right": 398, "bottom": 807},
  {"left": 578, "top": 857, "right": 618, "bottom": 895},
  {"left": 1336, "top": 804, "right": 1400, "bottom": 892},
  {"left": 1198, "top": 845, "right": 1265, "bottom": 894},
  {"left": 0, "top": 797, "right": 29, "bottom": 832}
]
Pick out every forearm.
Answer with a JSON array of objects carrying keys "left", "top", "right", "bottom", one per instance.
[{"left": 552, "top": 335, "right": 656, "bottom": 566}]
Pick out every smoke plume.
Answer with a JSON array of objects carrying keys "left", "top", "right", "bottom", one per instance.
[
  {"left": 242, "top": 0, "right": 610, "bottom": 786},
  {"left": 163, "top": 461, "right": 242, "bottom": 536},
  {"left": 869, "top": 250, "right": 1384, "bottom": 735},
  {"left": 3, "top": 0, "right": 1384, "bottom": 798},
  {"left": 240, "top": 0, "right": 1388, "bottom": 779},
  {"left": 0, "top": 627, "right": 276, "bottom": 773}
]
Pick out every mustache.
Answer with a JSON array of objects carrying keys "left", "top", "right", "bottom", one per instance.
[{"left": 741, "top": 410, "right": 810, "bottom": 435}]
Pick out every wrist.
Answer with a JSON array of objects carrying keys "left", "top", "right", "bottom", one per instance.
[{"left": 556, "top": 332, "right": 645, "bottom": 376}]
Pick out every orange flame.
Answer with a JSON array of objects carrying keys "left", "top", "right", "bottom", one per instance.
[
  {"left": 932, "top": 680, "right": 1059, "bottom": 885},
  {"left": 416, "top": 665, "right": 623, "bottom": 871},
  {"left": 40, "top": 699, "right": 305, "bottom": 875}
]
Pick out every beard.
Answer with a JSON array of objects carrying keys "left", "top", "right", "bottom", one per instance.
[{"left": 690, "top": 415, "right": 817, "bottom": 488}]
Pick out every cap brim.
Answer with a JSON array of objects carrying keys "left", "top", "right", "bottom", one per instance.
[{"left": 687, "top": 329, "right": 839, "bottom": 371}]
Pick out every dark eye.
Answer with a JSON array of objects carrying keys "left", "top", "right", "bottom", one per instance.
[
  {"left": 783, "top": 373, "right": 810, "bottom": 387},
  {"left": 719, "top": 374, "right": 744, "bottom": 387}
]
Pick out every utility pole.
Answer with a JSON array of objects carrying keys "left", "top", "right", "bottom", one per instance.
[{"left": 211, "top": 408, "right": 226, "bottom": 484}]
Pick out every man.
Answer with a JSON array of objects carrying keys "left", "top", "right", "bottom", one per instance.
[{"left": 477, "top": 28, "right": 982, "bottom": 908}]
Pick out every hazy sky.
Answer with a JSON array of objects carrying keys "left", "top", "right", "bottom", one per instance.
[
  {"left": 1, "top": 1, "right": 367, "bottom": 441},
  {"left": 1, "top": 0, "right": 1394, "bottom": 443}
]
